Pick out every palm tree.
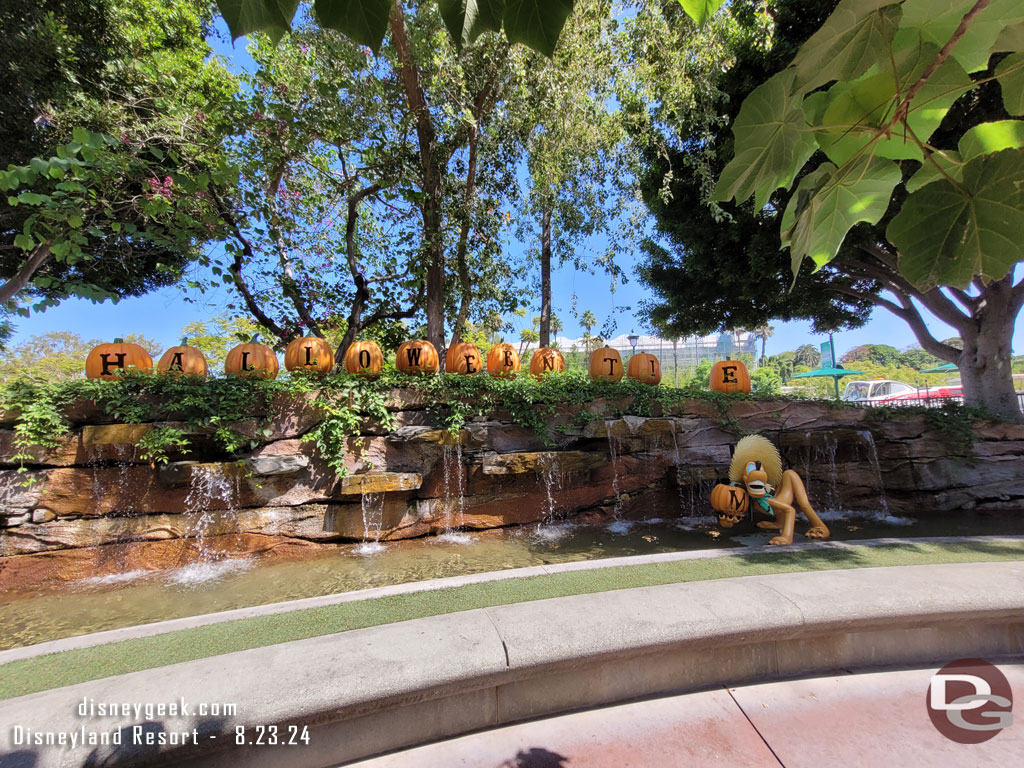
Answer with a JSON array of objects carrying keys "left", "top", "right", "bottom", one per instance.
[
  {"left": 754, "top": 323, "right": 775, "bottom": 364},
  {"left": 580, "top": 310, "right": 597, "bottom": 356}
]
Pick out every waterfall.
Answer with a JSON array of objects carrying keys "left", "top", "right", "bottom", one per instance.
[
  {"left": 805, "top": 431, "right": 841, "bottom": 514},
  {"left": 181, "top": 464, "right": 238, "bottom": 561},
  {"left": 669, "top": 420, "right": 691, "bottom": 516},
  {"left": 438, "top": 443, "right": 469, "bottom": 543},
  {"left": 538, "top": 452, "right": 562, "bottom": 520},
  {"left": 857, "top": 430, "right": 890, "bottom": 515},
  {"left": 605, "top": 420, "right": 624, "bottom": 517},
  {"left": 356, "top": 491, "right": 386, "bottom": 554}
]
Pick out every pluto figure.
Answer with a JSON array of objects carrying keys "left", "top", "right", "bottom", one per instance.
[{"left": 711, "top": 435, "right": 830, "bottom": 546}]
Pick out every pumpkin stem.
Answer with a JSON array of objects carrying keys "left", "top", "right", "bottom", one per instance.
[
  {"left": 251, "top": 333, "right": 260, "bottom": 344},
  {"left": 113, "top": 338, "right": 124, "bottom": 344},
  {"left": 181, "top": 336, "right": 189, "bottom": 346}
]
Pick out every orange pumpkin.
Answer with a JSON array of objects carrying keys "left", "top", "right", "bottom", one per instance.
[
  {"left": 285, "top": 336, "right": 334, "bottom": 375},
  {"left": 343, "top": 340, "right": 384, "bottom": 378},
  {"left": 529, "top": 347, "right": 566, "bottom": 378},
  {"left": 86, "top": 338, "right": 153, "bottom": 380},
  {"left": 710, "top": 359, "right": 751, "bottom": 394},
  {"left": 445, "top": 342, "right": 482, "bottom": 375},
  {"left": 157, "top": 337, "right": 208, "bottom": 377},
  {"left": 396, "top": 340, "right": 439, "bottom": 375},
  {"left": 225, "top": 336, "right": 279, "bottom": 379},
  {"left": 588, "top": 346, "right": 623, "bottom": 382},
  {"left": 627, "top": 352, "right": 662, "bottom": 385},
  {"left": 486, "top": 343, "right": 520, "bottom": 378},
  {"left": 710, "top": 483, "right": 749, "bottom": 515}
]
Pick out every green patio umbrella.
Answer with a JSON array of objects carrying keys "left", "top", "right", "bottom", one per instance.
[
  {"left": 791, "top": 366, "right": 865, "bottom": 399},
  {"left": 919, "top": 363, "right": 958, "bottom": 373}
]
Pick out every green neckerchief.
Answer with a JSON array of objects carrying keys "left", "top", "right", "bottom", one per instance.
[{"left": 732, "top": 482, "right": 775, "bottom": 518}]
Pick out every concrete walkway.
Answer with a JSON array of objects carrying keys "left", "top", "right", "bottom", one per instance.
[{"left": 349, "top": 664, "right": 1024, "bottom": 767}]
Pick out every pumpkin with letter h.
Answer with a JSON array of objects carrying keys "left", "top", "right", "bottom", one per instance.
[{"left": 86, "top": 339, "right": 153, "bottom": 380}]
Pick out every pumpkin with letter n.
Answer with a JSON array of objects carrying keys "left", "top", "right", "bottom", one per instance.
[
  {"left": 225, "top": 336, "right": 279, "bottom": 379},
  {"left": 529, "top": 347, "right": 565, "bottom": 379},
  {"left": 627, "top": 352, "right": 661, "bottom": 385},
  {"left": 710, "top": 359, "right": 750, "bottom": 394},
  {"left": 486, "top": 343, "right": 520, "bottom": 378},
  {"left": 445, "top": 342, "right": 482, "bottom": 375},
  {"left": 285, "top": 336, "right": 334, "bottom": 375},
  {"left": 396, "top": 340, "right": 439, "bottom": 375},
  {"left": 710, "top": 483, "right": 749, "bottom": 528},
  {"left": 157, "top": 338, "right": 208, "bottom": 377},
  {"left": 343, "top": 340, "right": 384, "bottom": 378},
  {"left": 86, "top": 339, "right": 153, "bottom": 380},
  {"left": 588, "top": 346, "right": 623, "bottom": 382}
]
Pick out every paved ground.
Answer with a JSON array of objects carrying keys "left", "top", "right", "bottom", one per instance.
[{"left": 348, "top": 664, "right": 1024, "bottom": 767}]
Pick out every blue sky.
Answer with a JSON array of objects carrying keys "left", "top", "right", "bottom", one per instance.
[{"left": 7, "top": 21, "right": 1023, "bottom": 361}]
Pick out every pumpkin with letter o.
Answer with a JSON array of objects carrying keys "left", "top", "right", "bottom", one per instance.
[
  {"left": 711, "top": 483, "right": 749, "bottom": 528},
  {"left": 86, "top": 338, "right": 153, "bottom": 380},
  {"left": 396, "top": 340, "right": 439, "bottom": 375},
  {"left": 710, "top": 359, "right": 750, "bottom": 394},
  {"left": 588, "top": 346, "right": 623, "bottom": 382},
  {"left": 285, "top": 336, "right": 334, "bottom": 375},
  {"left": 445, "top": 342, "right": 482, "bottom": 375},
  {"left": 225, "top": 336, "right": 279, "bottom": 379},
  {"left": 529, "top": 347, "right": 566, "bottom": 378},
  {"left": 486, "top": 343, "right": 520, "bottom": 378},
  {"left": 627, "top": 352, "right": 661, "bottom": 385},
  {"left": 343, "top": 340, "right": 384, "bottom": 378},
  {"left": 157, "top": 338, "right": 208, "bottom": 377}
]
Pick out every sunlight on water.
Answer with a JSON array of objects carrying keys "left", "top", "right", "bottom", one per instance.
[
  {"left": 164, "top": 558, "right": 255, "bottom": 587},
  {"left": 74, "top": 570, "right": 152, "bottom": 588}
]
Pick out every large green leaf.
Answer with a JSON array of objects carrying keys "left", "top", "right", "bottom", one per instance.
[
  {"left": 900, "top": 0, "right": 1024, "bottom": 73},
  {"left": 791, "top": 0, "right": 902, "bottom": 93},
  {"left": 995, "top": 22, "right": 1024, "bottom": 52},
  {"left": 678, "top": 0, "right": 726, "bottom": 26},
  {"left": 889, "top": 148, "right": 1024, "bottom": 290},
  {"left": 995, "top": 53, "right": 1024, "bottom": 115},
  {"left": 781, "top": 155, "right": 902, "bottom": 272},
  {"left": 906, "top": 120, "right": 1024, "bottom": 191},
  {"left": 906, "top": 150, "right": 962, "bottom": 192},
  {"left": 217, "top": 0, "right": 299, "bottom": 41},
  {"left": 713, "top": 69, "right": 817, "bottom": 209},
  {"left": 503, "top": 0, "right": 574, "bottom": 57},
  {"left": 314, "top": 0, "right": 393, "bottom": 53},
  {"left": 438, "top": 0, "right": 504, "bottom": 52}
]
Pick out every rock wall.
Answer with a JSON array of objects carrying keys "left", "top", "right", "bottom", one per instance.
[{"left": 2, "top": 393, "right": 1023, "bottom": 586}]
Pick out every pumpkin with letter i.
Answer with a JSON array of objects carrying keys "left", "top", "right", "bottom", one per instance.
[
  {"left": 396, "top": 340, "right": 439, "bottom": 375},
  {"left": 486, "top": 343, "right": 520, "bottom": 378},
  {"left": 445, "top": 342, "right": 482, "bottom": 375},
  {"left": 86, "top": 338, "right": 153, "bottom": 380},
  {"left": 710, "top": 359, "right": 750, "bottom": 394},
  {"left": 344, "top": 340, "right": 384, "bottom": 378},
  {"left": 285, "top": 336, "right": 334, "bottom": 375},
  {"left": 157, "top": 338, "right": 208, "bottom": 377},
  {"left": 529, "top": 347, "right": 566, "bottom": 378},
  {"left": 627, "top": 352, "right": 661, "bottom": 385},
  {"left": 588, "top": 346, "right": 623, "bottom": 382},
  {"left": 225, "top": 335, "right": 279, "bottom": 379}
]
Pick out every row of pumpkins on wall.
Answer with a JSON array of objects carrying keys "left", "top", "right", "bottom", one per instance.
[{"left": 84, "top": 337, "right": 753, "bottom": 393}]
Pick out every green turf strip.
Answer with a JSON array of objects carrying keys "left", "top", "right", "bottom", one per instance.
[{"left": 1, "top": 539, "right": 1022, "bottom": 701}]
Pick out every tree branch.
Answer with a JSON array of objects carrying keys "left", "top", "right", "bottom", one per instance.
[{"left": 0, "top": 243, "right": 54, "bottom": 305}]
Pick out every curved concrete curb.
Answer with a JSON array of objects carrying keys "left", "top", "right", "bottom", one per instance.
[
  {"left": 3, "top": 534, "right": 1021, "bottom": 665},
  {"left": 1, "top": 561, "right": 1023, "bottom": 768}
]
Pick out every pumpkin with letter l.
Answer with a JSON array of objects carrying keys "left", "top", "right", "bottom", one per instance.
[
  {"left": 86, "top": 339, "right": 153, "bottom": 380},
  {"left": 396, "top": 340, "right": 439, "bottom": 375},
  {"left": 285, "top": 336, "right": 334, "bottom": 375},
  {"left": 445, "top": 342, "right": 482, "bottom": 375},
  {"left": 710, "top": 359, "right": 750, "bottom": 394},
  {"left": 529, "top": 347, "right": 566, "bottom": 378},
  {"left": 225, "top": 335, "right": 279, "bottom": 379},
  {"left": 344, "top": 340, "right": 384, "bottom": 378},
  {"left": 588, "top": 346, "right": 623, "bottom": 382},
  {"left": 627, "top": 352, "right": 661, "bottom": 385},
  {"left": 157, "top": 338, "right": 208, "bottom": 377},
  {"left": 486, "top": 343, "right": 520, "bottom": 378}
]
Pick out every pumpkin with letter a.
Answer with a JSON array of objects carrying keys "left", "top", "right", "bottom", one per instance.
[
  {"left": 529, "top": 347, "right": 566, "bottom": 379},
  {"left": 588, "top": 346, "right": 623, "bottom": 382},
  {"left": 710, "top": 359, "right": 750, "bottom": 394},
  {"left": 157, "top": 338, "right": 208, "bottom": 377},
  {"left": 627, "top": 352, "right": 661, "bottom": 386},
  {"left": 486, "top": 343, "right": 520, "bottom": 378},
  {"left": 225, "top": 336, "right": 279, "bottom": 379},
  {"left": 343, "top": 340, "right": 384, "bottom": 378},
  {"left": 445, "top": 342, "right": 482, "bottom": 375},
  {"left": 86, "top": 338, "right": 153, "bottom": 380},
  {"left": 396, "top": 340, "right": 439, "bottom": 375},
  {"left": 285, "top": 336, "right": 334, "bottom": 375}
]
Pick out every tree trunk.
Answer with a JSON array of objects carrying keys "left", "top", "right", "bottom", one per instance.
[
  {"left": 539, "top": 208, "right": 552, "bottom": 347},
  {"left": 0, "top": 244, "right": 53, "bottom": 305},
  {"left": 956, "top": 279, "right": 1020, "bottom": 421},
  {"left": 672, "top": 340, "right": 678, "bottom": 387},
  {"left": 760, "top": 335, "right": 767, "bottom": 362}
]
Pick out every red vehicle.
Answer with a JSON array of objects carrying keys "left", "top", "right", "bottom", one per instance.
[{"left": 842, "top": 379, "right": 963, "bottom": 405}]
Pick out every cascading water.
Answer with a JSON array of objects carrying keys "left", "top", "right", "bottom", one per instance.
[
  {"left": 605, "top": 420, "right": 634, "bottom": 533},
  {"left": 857, "top": 430, "right": 891, "bottom": 516},
  {"left": 438, "top": 443, "right": 470, "bottom": 543},
  {"left": 804, "top": 431, "right": 841, "bottom": 514},
  {"left": 532, "top": 452, "right": 572, "bottom": 541},
  {"left": 356, "top": 491, "right": 386, "bottom": 555},
  {"left": 172, "top": 464, "right": 248, "bottom": 585}
]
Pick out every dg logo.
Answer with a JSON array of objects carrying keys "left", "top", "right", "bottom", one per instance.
[{"left": 927, "top": 659, "right": 1013, "bottom": 744}]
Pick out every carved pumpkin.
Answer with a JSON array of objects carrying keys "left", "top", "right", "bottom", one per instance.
[
  {"left": 86, "top": 338, "right": 153, "bottom": 380},
  {"left": 225, "top": 336, "right": 279, "bottom": 379},
  {"left": 396, "top": 339, "right": 439, "bottom": 375},
  {"left": 711, "top": 483, "right": 749, "bottom": 516},
  {"left": 588, "top": 346, "right": 623, "bottom": 382},
  {"left": 486, "top": 343, "right": 520, "bottom": 378},
  {"left": 529, "top": 347, "right": 566, "bottom": 378},
  {"left": 157, "top": 337, "right": 208, "bottom": 377},
  {"left": 285, "top": 336, "right": 334, "bottom": 375},
  {"left": 445, "top": 342, "right": 482, "bottom": 375},
  {"left": 627, "top": 352, "right": 662, "bottom": 386},
  {"left": 343, "top": 340, "right": 384, "bottom": 378},
  {"left": 710, "top": 359, "right": 751, "bottom": 394}
]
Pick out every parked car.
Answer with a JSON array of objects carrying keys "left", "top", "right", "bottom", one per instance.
[{"left": 841, "top": 379, "right": 963, "bottom": 405}]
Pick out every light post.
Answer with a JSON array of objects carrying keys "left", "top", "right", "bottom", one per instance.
[{"left": 628, "top": 333, "right": 639, "bottom": 359}]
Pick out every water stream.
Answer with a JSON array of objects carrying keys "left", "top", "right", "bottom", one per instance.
[
  {"left": 438, "top": 443, "right": 470, "bottom": 543},
  {"left": 356, "top": 492, "right": 386, "bottom": 555}
]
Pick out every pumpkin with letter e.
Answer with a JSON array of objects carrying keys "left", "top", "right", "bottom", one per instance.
[
  {"left": 225, "top": 335, "right": 279, "bottom": 379},
  {"left": 445, "top": 342, "right": 482, "bottom": 375},
  {"left": 529, "top": 347, "right": 566, "bottom": 378},
  {"left": 396, "top": 340, "right": 439, "bottom": 375},
  {"left": 486, "top": 343, "right": 520, "bottom": 378},
  {"left": 285, "top": 336, "right": 334, "bottom": 375},
  {"left": 627, "top": 352, "right": 661, "bottom": 385},
  {"left": 710, "top": 359, "right": 750, "bottom": 394},
  {"left": 86, "top": 339, "right": 153, "bottom": 380},
  {"left": 343, "top": 340, "right": 384, "bottom": 378},
  {"left": 157, "top": 338, "right": 208, "bottom": 377},
  {"left": 588, "top": 346, "right": 623, "bottom": 382}
]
